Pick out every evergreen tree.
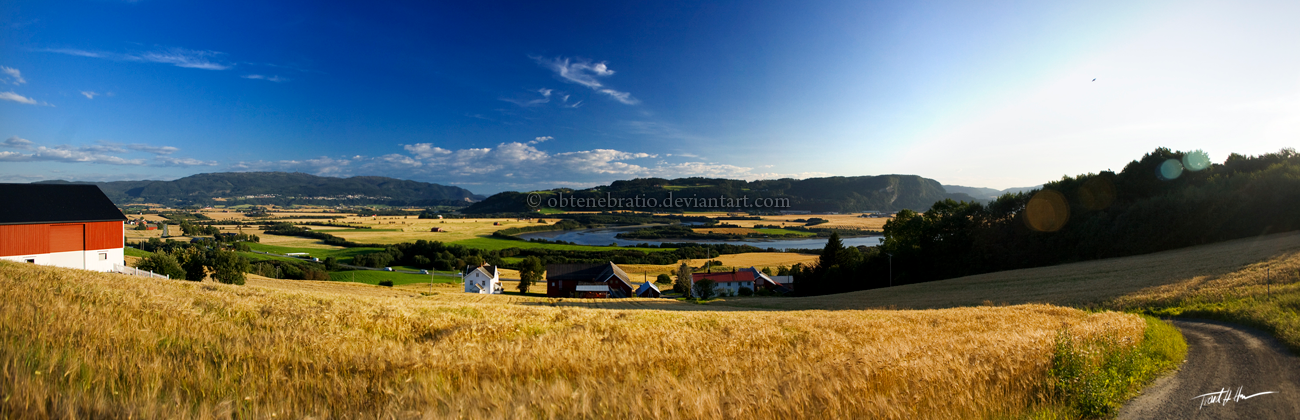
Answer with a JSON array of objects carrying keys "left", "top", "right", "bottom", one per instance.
[
  {"left": 518, "top": 256, "right": 544, "bottom": 294},
  {"left": 673, "top": 262, "right": 693, "bottom": 295}
]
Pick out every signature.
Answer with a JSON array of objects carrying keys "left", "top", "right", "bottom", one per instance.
[{"left": 1192, "top": 386, "right": 1277, "bottom": 409}]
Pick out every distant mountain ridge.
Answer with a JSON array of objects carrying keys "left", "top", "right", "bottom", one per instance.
[
  {"left": 941, "top": 184, "right": 1042, "bottom": 202},
  {"left": 34, "top": 172, "right": 481, "bottom": 207},
  {"left": 464, "top": 175, "right": 984, "bottom": 213}
]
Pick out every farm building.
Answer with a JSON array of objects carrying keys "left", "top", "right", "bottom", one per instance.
[
  {"left": 546, "top": 262, "right": 635, "bottom": 298},
  {"left": 0, "top": 184, "right": 127, "bottom": 272},
  {"left": 464, "top": 263, "right": 501, "bottom": 294},
  {"left": 693, "top": 267, "right": 792, "bottom": 296},
  {"left": 635, "top": 278, "right": 661, "bottom": 298}
]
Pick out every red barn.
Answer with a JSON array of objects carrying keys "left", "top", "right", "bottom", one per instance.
[
  {"left": 545, "top": 262, "right": 635, "bottom": 298},
  {"left": 0, "top": 184, "right": 127, "bottom": 272}
]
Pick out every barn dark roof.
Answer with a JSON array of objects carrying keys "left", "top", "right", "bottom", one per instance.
[{"left": 0, "top": 184, "right": 127, "bottom": 225}]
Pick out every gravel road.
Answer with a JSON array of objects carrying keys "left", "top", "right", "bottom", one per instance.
[{"left": 1118, "top": 319, "right": 1300, "bottom": 419}]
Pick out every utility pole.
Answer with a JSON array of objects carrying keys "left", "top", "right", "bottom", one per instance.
[{"left": 886, "top": 253, "right": 893, "bottom": 287}]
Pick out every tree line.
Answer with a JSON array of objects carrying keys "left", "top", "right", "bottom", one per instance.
[{"left": 796, "top": 148, "right": 1300, "bottom": 296}]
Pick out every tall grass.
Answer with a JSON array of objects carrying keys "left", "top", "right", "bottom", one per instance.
[{"left": 0, "top": 261, "right": 1148, "bottom": 419}]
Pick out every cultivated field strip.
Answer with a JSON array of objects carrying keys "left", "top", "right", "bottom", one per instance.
[{"left": 0, "top": 262, "right": 1145, "bottom": 419}]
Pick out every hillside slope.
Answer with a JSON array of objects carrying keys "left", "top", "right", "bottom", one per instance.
[
  {"left": 464, "top": 174, "right": 976, "bottom": 213},
  {"left": 37, "top": 172, "right": 480, "bottom": 207},
  {"left": 716, "top": 230, "right": 1300, "bottom": 311}
]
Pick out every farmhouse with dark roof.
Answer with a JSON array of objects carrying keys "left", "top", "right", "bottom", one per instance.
[{"left": 0, "top": 184, "right": 127, "bottom": 272}]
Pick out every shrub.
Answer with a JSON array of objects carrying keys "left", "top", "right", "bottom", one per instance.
[
  {"left": 738, "top": 287, "right": 753, "bottom": 296},
  {"left": 378, "top": 280, "right": 394, "bottom": 287},
  {"left": 137, "top": 253, "right": 186, "bottom": 280},
  {"left": 656, "top": 274, "right": 672, "bottom": 284},
  {"left": 693, "top": 279, "right": 717, "bottom": 300}
]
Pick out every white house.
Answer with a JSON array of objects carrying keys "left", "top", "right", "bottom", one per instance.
[{"left": 464, "top": 264, "right": 502, "bottom": 294}]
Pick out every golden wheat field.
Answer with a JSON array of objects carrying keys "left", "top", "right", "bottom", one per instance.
[{"left": 0, "top": 261, "right": 1144, "bottom": 419}]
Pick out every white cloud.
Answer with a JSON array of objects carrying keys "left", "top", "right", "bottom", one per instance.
[
  {"left": 534, "top": 56, "right": 639, "bottom": 105},
  {"left": 1, "top": 67, "right": 25, "bottom": 85},
  {"left": 0, "top": 91, "right": 48, "bottom": 106},
  {"left": 0, "top": 137, "right": 202, "bottom": 166},
  {"left": 403, "top": 143, "right": 453, "bottom": 158},
  {"left": 81, "top": 91, "right": 98, "bottom": 99},
  {"left": 529, "top": 136, "right": 553, "bottom": 144},
  {"left": 243, "top": 74, "right": 287, "bottom": 82}
]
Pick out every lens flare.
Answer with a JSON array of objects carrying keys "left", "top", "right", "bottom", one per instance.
[
  {"left": 1157, "top": 159, "right": 1183, "bottom": 181},
  {"left": 1025, "top": 189, "right": 1069, "bottom": 232},
  {"left": 1078, "top": 176, "right": 1116, "bottom": 211},
  {"left": 1182, "top": 150, "right": 1211, "bottom": 171}
]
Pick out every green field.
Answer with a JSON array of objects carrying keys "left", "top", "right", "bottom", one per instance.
[
  {"left": 239, "top": 251, "right": 308, "bottom": 263},
  {"left": 450, "top": 237, "right": 674, "bottom": 252},
  {"left": 328, "top": 270, "right": 457, "bottom": 285},
  {"left": 753, "top": 228, "right": 816, "bottom": 237},
  {"left": 245, "top": 242, "right": 385, "bottom": 263},
  {"left": 124, "top": 247, "right": 153, "bottom": 257}
]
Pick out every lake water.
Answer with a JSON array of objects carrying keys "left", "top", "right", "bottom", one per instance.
[{"left": 518, "top": 226, "right": 883, "bottom": 250}]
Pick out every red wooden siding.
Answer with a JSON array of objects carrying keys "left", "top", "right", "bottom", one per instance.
[
  {"left": 49, "top": 224, "right": 84, "bottom": 253},
  {"left": 0, "top": 224, "right": 50, "bottom": 256},
  {"left": 0, "top": 221, "right": 123, "bottom": 257},
  {"left": 85, "top": 221, "right": 123, "bottom": 250}
]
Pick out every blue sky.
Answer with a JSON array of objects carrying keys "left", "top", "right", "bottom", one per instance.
[{"left": 2, "top": 0, "right": 1298, "bottom": 195}]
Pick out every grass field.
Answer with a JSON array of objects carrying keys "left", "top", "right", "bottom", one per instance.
[
  {"left": 752, "top": 227, "right": 817, "bottom": 237},
  {"left": 244, "top": 242, "right": 384, "bottom": 264},
  {"left": 449, "top": 237, "right": 673, "bottom": 252},
  {"left": 327, "top": 269, "right": 455, "bottom": 285},
  {"left": 0, "top": 261, "right": 1150, "bottom": 419}
]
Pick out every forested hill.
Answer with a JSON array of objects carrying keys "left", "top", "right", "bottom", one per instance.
[
  {"left": 463, "top": 175, "right": 978, "bottom": 213},
  {"left": 35, "top": 172, "right": 481, "bottom": 207}
]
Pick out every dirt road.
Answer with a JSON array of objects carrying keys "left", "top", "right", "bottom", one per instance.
[{"left": 1118, "top": 320, "right": 1300, "bottom": 419}]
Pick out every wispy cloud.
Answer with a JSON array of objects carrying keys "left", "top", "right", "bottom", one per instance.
[
  {"left": 43, "top": 46, "right": 233, "bottom": 71},
  {"left": 126, "top": 143, "right": 179, "bottom": 155},
  {"left": 502, "top": 88, "right": 554, "bottom": 107},
  {"left": 155, "top": 156, "right": 218, "bottom": 166},
  {"left": 533, "top": 56, "right": 639, "bottom": 105},
  {"left": 243, "top": 74, "right": 288, "bottom": 82},
  {"left": 1, "top": 67, "right": 25, "bottom": 85},
  {"left": 0, "top": 137, "right": 206, "bottom": 166},
  {"left": 529, "top": 136, "right": 553, "bottom": 144},
  {"left": 81, "top": 91, "right": 98, "bottom": 99},
  {"left": 2, "top": 136, "right": 35, "bottom": 150},
  {"left": 0, "top": 91, "right": 51, "bottom": 106}
]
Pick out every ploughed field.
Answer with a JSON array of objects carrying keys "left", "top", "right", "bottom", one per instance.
[{"left": 0, "top": 261, "right": 1144, "bottom": 419}]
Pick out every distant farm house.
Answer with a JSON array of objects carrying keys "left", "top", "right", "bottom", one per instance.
[
  {"left": 546, "top": 262, "right": 635, "bottom": 298},
  {"left": 693, "top": 267, "right": 791, "bottom": 296},
  {"left": 635, "top": 277, "right": 662, "bottom": 298},
  {"left": 464, "top": 264, "right": 502, "bottom": 294},
  {"left": 0, "top": 184, "right": 127, "bottom": 272}
]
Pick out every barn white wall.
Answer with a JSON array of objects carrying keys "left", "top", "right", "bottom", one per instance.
[{"left": 0, "top": 248, "right": 124, "bottom": 273}]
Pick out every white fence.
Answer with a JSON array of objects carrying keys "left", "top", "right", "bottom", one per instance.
[{"left": 112, "top": 263, "right": 169, "bottom": 279}]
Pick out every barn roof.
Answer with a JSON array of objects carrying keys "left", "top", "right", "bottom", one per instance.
[{"left": 0, "top": 184, "right": 127, "bottom": 225}]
